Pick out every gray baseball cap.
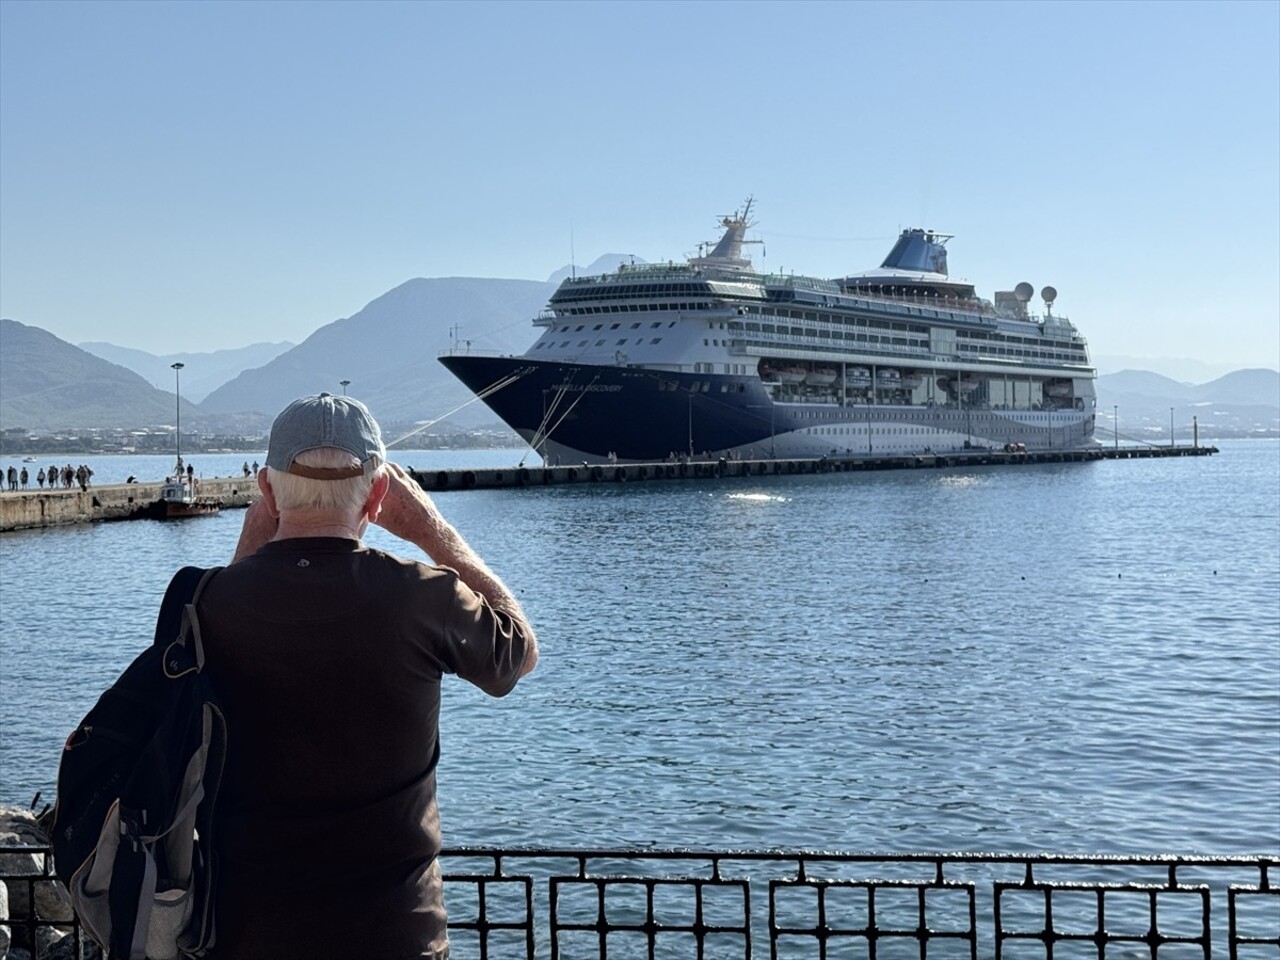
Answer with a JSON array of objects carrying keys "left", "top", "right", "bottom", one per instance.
[{"left": 265, "top": 393, "right": 385, "bottom": 480}]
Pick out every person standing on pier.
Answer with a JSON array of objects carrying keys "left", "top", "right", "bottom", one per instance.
[
  {"left": 19, "top": 467, "right": 28, "bottom": 489},
  {"left": 36, "top": 468, "right": 45, "bottom": 489},
  {"left": 199, "top": 392, "right": 538, "bottom": 960}
]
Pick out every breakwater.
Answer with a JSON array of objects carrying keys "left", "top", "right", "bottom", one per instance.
[
  {"left": 413, "top": 443, "right": 1217, "bottom": 491},
  {"left": 0, "top": 476, "right": 258, "bottom": 532},
  {"left": 0, "top": 444, "right": 1217, "bottom": 532}
]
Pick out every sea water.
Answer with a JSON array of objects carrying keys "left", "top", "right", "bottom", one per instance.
[{"left": 1, "top": 442, "right": 1277, "bottom": 856}]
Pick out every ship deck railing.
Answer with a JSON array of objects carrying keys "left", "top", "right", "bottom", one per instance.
[{"left": 2, "top": 844, "right": 1274, "bottom": 959}]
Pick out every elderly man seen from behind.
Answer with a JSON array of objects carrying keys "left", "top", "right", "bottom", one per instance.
[{"left": 198, "top": 392, "right": 537, "bottom": 960}]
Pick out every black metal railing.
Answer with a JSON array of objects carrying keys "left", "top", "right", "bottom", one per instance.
[{"left": 2, "top": 846, "right": 1276, "bottom": 958}]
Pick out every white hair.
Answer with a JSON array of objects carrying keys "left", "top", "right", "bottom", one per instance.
[{"left": 267, "top": 447, "right": 383, "bottom": 515}]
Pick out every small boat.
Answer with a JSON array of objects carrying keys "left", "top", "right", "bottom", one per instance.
[
  {"left": 900, "top": 372, "right": 924, "bottom": 390},
  {"left": 876, "top": 368, "right": 902, "bottom": 388},
  {"left": 160, "top": 476, "right": 220, "bottom": 519},
  {"left": 22, "top": 456, "right": 37, "bottom": 463},
  {"left": 159, "top": 365, "right": 217, "bottom": 518}
]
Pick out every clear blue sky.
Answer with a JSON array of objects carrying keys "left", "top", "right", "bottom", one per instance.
[{"left": 2, "top": 0, "right": 1277, "bottom": 373}]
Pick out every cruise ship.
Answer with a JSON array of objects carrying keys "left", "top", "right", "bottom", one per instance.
[{"left": 440, "top": 201, "right": 1097, "bottom": 463}]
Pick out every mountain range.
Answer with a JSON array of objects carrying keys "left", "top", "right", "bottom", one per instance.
[
  {"left": 77, "top": 340, "right": 295, "bottom": 403},
  {"left": 2, "top": 260, "right": 1277, "bottom": 440}
]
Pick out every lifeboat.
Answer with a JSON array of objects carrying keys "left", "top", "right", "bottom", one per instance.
[
  {"left": 875, "top": 368, "right": 902, "bottom": 388},
  {"left": 939, "top": 376, "right": 979, "bottom": 394},
  {"left": 805, "top": 366, "right": 838, "bottom": 386},
  {"left": 778, "top": 365, "right": 807, "bottom": 384},
  {"left": 1044, "top": 380, "right": 1073, "bottom": 398},
  {"left": 900, "top": 372, "right": 924, "bottom": 390},
  {"left": 846, "top": 366, "right": 872, "bottom": 388}
]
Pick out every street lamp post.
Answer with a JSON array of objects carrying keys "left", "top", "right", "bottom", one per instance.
[
  {"left": 1113, "top": 404, "right": 1118, "bottom": 451},
  {"left": 340, "top": 379, "right": 350, "bottom": 396},
  {"left": 171, "top": 362, "right": 185, "bottom": 475},
  {"left": 1170, "top": 407, "right": 1175, "bottom": 448}
]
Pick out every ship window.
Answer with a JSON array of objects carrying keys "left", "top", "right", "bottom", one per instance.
[
  {"left": 560, "top": 341, "right": 569, "bottom": 347},
  {"left": 631, "top": 323, "right": 641, "bottom": 329},
  {"left": 579, "top": 340, "right": 588, "bottom": 347},
  {"left": 596, "top": 340, "right": 605, "bottom": 346},
  {"left": 617, "top": 339, "right": 628, "bottom": 345},
  {"left": 651, "top": 322, "right": 661, "bottom": 328},
  {"left": 575, "top": 325, "right": 584, "bottom": 331},
  {"left": 593, "top": 325, "right": 603, "bottom": 330},
  {"left": 669, "top": 322, "right": 676, "bottom": 327},
  {"left": 651, "top": 338, "right": 662, "bottom": 344},
  {"left": 610, "top": 323, "right": 620, "bottom": 329}
]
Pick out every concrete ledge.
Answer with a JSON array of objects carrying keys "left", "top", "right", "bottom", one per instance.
[{"left": 1, "top": 477, "right": 258, "bottom": 532}]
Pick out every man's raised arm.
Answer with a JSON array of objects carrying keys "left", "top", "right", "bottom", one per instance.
[{"left": 374, "top": 463, "right": 538, "bottom": 675}]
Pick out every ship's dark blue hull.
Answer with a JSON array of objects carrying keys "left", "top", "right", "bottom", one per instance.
[
  {"left": 440, "top": 355, "right": 1097, "bottom": 462},
  {"left": 439, "top": 355, "right": 775, "bottom": 461}
]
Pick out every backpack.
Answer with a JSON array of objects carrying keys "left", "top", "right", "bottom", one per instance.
[{"left": 47, "top": 565, "right": 228, "bottom": 960}]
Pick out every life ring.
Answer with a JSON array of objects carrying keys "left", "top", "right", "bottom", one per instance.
[
  {"left": 518, "top": 468, "right": 530, "bottom": 486},
  {"left": 462, "top": 471, "right": 477, "bottom": 488},
  {"left": 679, "top": 463, "right": 689, "bottom": 477},
  {"left": 590, "top": 466, "right": 604, "bottom": 481},
  {"left": 614, "top": 467, "right": 625, "bottom": 482},
  {"left": 435, "top": 471, "right": 450, "bottom": 490},
  {"left": 567, "top": 468, "right": 578, "bottom": 481},
  {"left": 666, "top": 464, "right": 676, "bottom": 478}
]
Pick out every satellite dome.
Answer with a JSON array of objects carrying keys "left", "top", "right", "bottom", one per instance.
[
  {"left": 1041, "top": 285, "right": 1058, "bottom": 304},
  {"left": 1014, "top": 282, "right": 1033, "bottom": 302}
]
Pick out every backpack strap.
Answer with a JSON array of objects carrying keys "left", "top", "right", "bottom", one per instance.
[
  {"left": 163, "top": 567, "right": 222, "bottom": 680},
  {"left": 153, "top": 566, "right": 210, "bottom": 647}
]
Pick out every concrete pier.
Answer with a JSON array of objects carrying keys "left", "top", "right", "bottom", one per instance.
[
  {"left": 0, "top": 476, "right": 259, "bottom": 532},
  {"left": 0, "top": 445, "right": 1217, "bottom": 534},
  {"left": 411, "top": 444, "right": 1217, "bottom": 492}
]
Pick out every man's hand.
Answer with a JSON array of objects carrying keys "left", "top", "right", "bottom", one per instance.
[
  {"left": 232, "top": 498, "right": 278, "bottom": 563},
  {"left": 374, "top": 463, "right": 445, "bottom": 554}
]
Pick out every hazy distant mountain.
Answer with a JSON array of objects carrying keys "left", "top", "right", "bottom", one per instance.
[
  {"left": 1093, "top": 353, "right": 1247, "bottom": 383},
  {"left": 1096, "top": 368, "right": 1279, "bottom": 439},
  {"left": 0, "top": 319, "right": 201, "bottom": 431},
  {"left": 198, "top": 277, "right": 555, "bottom": 429},
  {"left": 78, "top": 340, "right": 295, "bottom": 402}
]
